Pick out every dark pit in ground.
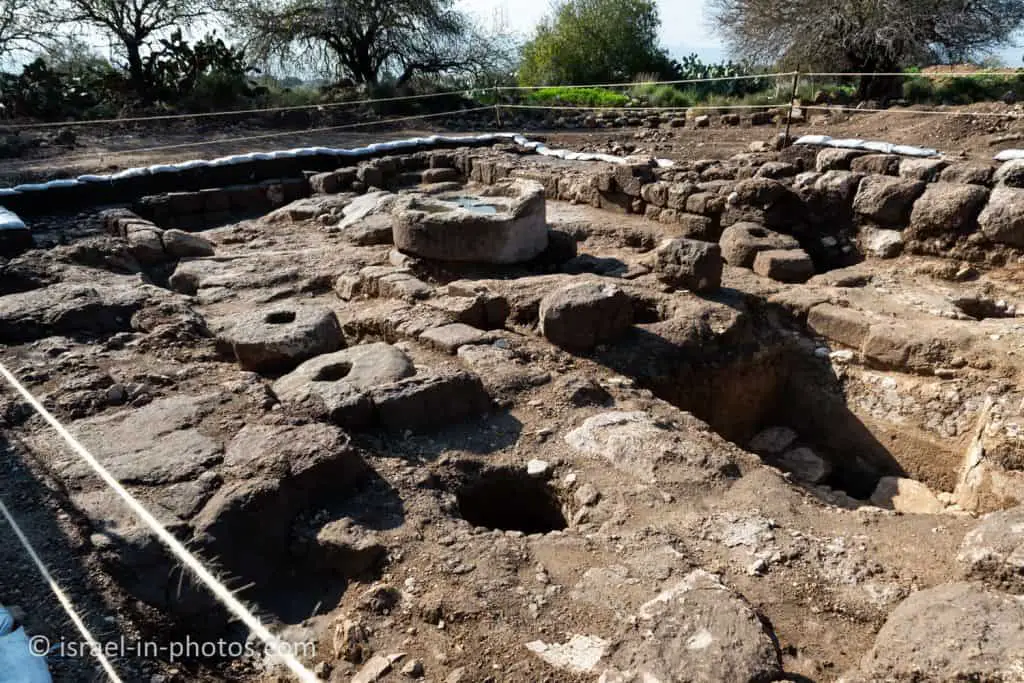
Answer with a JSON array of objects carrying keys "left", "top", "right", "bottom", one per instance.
[
  {"left": 456, "top": 468, "right": 567, "bottom": 533},
  {"left": 265, "top": 310, "right": 297, "bottom": 324}
]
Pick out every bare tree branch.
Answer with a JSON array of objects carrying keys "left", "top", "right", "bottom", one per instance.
[{"left": 222, "top": 0, "right": 513, "bottom": 86}]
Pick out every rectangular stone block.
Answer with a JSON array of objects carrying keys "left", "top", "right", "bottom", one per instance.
[{"left": 806, "top": 303, "right": 871, "bottom": 349}]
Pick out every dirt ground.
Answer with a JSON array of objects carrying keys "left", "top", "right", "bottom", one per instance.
[{"left": 1, "top": 109, "right": 1024, "bottom": 683}]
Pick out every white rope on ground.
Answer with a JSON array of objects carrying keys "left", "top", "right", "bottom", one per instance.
[
  {"left": 501, "top": 102, "right": 785, "bottom": 112},
  {"left": 496, "top": 71, "right": 797, "bottom": 90},
  {"left": 0, "top": 364, "right": 322, "bottom": 683},
  {"left": 802, "top": 104, "right": 1019, "bottom": 118},
  {"left": 4, "top": 87, "right": 479, "bottom": 130},
  {"left": 0, "top": 496, "right": 122, "bottom": 682},
  {"left": 4, "top": 106, "right": 494, "bottom": 170}
]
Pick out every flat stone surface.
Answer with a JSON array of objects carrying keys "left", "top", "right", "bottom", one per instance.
[
  {"left": 608, "top": 569, "right": 782, "bottom": 683},
  {"left": 564, "top": 411, "right": 735, "bottom": 485},
  {"left": 216, "top": 305, "right": 343, "bottom": 373},
  {"left": 752, "top": 248, "right": 815, "bottom": 283},
  {"left": 419, "top": 323, "right": 489, "bottom": 354},
  {"left": 0, "top": 280, "right": 154, "bottom": 343},
  {"left": 162, "top": 229, "right": 215, "bottom": 257},
  {"left": 48, "top": 394, "right": 223, "bottom": 487},
  {"left": 849, "top": 583, "right": 1024, "bottom": 682},
  {"left": 806, "top": 303, "right": 872, "bottom": 349},
  {"left": 957, "top": 506, "right": 1024, "bottom": 593},
  {"left": 526, "top": 634, "right": 608, "bottom": 674},
  {"left": 368, "top": 371, "right": 491, "bottom": 430}
]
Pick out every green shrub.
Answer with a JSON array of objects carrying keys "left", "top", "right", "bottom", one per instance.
[
  {"left": 525, "top": 87, "right": 629, "bottom": 107},
  {"left": 902, "top": 77, "right": 935, "bottom": 102},
  {"left": 630, "top": 82, "right": 690, "bottom": 107}
]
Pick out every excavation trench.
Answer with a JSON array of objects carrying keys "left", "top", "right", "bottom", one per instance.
[{"left": 601, "top": 330, "right": 918, "bottom": 500}]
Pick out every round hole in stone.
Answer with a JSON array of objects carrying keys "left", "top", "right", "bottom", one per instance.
[
  {"left": 456, "top": 468, "right": 567, "bottom": 533},
  {"left": 313, "top": 362, "right": 353, "bottom": 382},
  {"left": 264, "top": 310, "right": 297, "bottom": 325},
  {"left": 747, "top": 227, "right": 768, "bottom": 238}
]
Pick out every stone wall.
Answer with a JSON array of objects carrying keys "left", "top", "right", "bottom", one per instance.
[{"left": 4, "top": 139, "right": 1024, "bottom": 269}]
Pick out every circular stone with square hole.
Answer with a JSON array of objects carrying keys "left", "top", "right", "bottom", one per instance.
[
  {"left": 217, "top": 305, "right": 343, "bottom": 373},
  {"left": 391, "top": 178, "right": 548, "bottom": 263}
]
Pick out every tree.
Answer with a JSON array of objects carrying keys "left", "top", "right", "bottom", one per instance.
[
  {"left": 225, "top": 0, "right": 507, "bottom": 87},
  {"left": 0, "top": 0, "right": 44, "bottom": 61},
  {"left": 709, "top": 0, "right": 1024, "bottom": 97},
  {"left": 42, "top": 0, "right": 209, "bottom": 97},
  {"left": 517, "top": 0, "right": 675, "bottom": 86}
]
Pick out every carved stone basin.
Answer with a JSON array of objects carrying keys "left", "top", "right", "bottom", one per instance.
[{"left": 392, "top": 178, "right": 548, "bottom": 263}]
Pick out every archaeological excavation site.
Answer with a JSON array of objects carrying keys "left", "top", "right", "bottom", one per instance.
[{"left": 2, "top": 125, "right": 1024, "bottom": 683}]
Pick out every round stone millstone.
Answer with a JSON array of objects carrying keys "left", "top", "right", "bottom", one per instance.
[
  {"left": 217, "top": 305, "right": 343, "bottom": 373},
  {"left": 391, "top": 179, "right": 548, "bottom": 263}
]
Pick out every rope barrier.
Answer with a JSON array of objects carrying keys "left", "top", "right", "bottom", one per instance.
[
  {"left": 5, "top": 73, "right": 793, "bottom": 131},
  {"left": 500, "top": 102, "right": 785, "bottom": 112},
  {"left": 0, "top": 496, "right": 122, "bottom": 682},
  {"left": 6, "top": 69, "right": 1019, "bottom": 132},
  {"left": 5, "top": 106, "right": 493, "bottom": 170},
  {"left": 496, "top": 72, "right": 797, "bottom": 91},
  {"left": 803, "top": 104, "right": 1020, "bottom": 118},
  {"left": 802, "top": 71, "right": 1024, "bottom": 78},
  {"left": 0, "top": 363, "right": 322, "bottom": 683},
  {"left": 3, "top": 87, "right": 477, "bottom": 130}
]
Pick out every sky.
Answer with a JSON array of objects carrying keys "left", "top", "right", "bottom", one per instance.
[{"left": 457, "top": 0, "right": 1024, "bottom": 66}]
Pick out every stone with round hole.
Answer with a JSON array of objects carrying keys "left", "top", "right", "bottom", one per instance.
[
  {"left": 719, "top": 222, "right": 800, "bottom": 269},
  {"left": 391, "top": 179, "right": 548, "bottom": 263},
  {"left": 216, "top": 305, "right": 343, "bottom": 373},
  {"left": 272, "top": 342, "right": 416, "bottom": 426}
]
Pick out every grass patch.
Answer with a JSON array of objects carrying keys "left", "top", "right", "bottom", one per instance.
[{"left": 525, "top": 87, "right": 629, "bottom": 108}]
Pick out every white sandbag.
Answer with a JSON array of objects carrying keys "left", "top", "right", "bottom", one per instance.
[
  {"left": 0, "top": 132, "right": 675, "bottom": 197},
  {"left": 892, "top": 144, "right": 938, "bottom": 157},
  {"left": 110, "top": 168, "right": 150, "bottom": 179},
  {"left": 794, "top": 135, "right": 833, "bottom": 146},
  {"left": 0, "top": 607, "right": 52, "bottom": 682},
  {"left": 994, "top": 149, "right": 1024, "bottom": 161},
  {"left": 828, "top": 138, "right": 867, "bottom": 149},
  {"left": 861, "top": 141, "right": 895, "bottom": 154},
  {"left": 0, "top": 208, "right": 26, "bottom": 230}
]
